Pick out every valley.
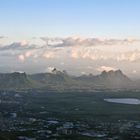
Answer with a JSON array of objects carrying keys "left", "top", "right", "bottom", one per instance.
[{"left": 0, "top": 90, "right": 140, "bottom": 140}]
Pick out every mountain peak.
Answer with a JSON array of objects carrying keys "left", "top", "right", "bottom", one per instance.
[
  {"left": 0, "top": 70, "right": 134, "bottom": 90},
  {"left": 101, "top": 69, "right": 123, "bottom": 76},
  {"left": 115, "top": 69, "right": 123, "bottom": 74},
  {"left": 11, "top": 72, "right": 27, "bottom": 77},
  {"left": 0, "top": 72, "right": 34, "bottom": 89},
  {"left": 98, "top": 69, "right": 132, "bottom": 88}
]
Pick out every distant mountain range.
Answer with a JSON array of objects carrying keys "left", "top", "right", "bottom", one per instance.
[{"left": 0, "top": 68, "right": 139, "bottom": 91}]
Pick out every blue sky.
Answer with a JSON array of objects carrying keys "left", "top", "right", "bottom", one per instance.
[{"left": 0, "top": 0, "right": 140, "bottom": 40}]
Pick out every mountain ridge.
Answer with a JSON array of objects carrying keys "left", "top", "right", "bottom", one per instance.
[{"left": 0, "top": 69, "right": 138, "bottom": 91}]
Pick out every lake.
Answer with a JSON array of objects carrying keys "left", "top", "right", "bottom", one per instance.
[{"left": 104, "top": 98, "right": 140, "bottom": 105}]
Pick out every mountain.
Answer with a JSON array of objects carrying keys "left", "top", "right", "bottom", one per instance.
[
  {"left": 30, "top": 69, "right": 68, "bottom": 84},
  {"left": 97, "top": 70, "right": 132, "bottom": 88},
  {"left": 96, "top": 70, "right": 131, "bottom": 88},
  {"left": 0, "top": 69, "right": 136, "bottom": 91},
  {"left": 75, "top": 70, "right": 133, "bottom": 89},
  {"left": 30, "top": 68, "right": 77, "bottom": 91},
  {"left": 0, "top": 72, "right": 39, "bottom": 90}
]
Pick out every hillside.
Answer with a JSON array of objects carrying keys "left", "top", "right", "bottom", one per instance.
[
  {"left": 0, "top": 72, "right": 39, "bottom": 90},
  {"left": 0, "top": 69, "right": 137, "bottom": 91}
]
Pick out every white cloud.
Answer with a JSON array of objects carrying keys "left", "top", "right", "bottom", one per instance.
[
  {"left": 0, "top": 36, "right": 6, "bottom": 39},
  {"left": 60, "top": 62, "right": 64, "bottom": 65},
  {"left": 81, "top": 71, "right": 87, "bottom": 75},
  {"left": 43, "top": 51, "right": 56, "bottom": 59},
  {"left": 132, "top": 70, "right": 137, "bottom": 74},
  {"left": 97, "top": 66, "right": 116, "bottom": 72},
  {"left": 46, "top": 67, "right": 55, "bottom": 73},
  {"left": 20, "top": 40, "right": 28, "bottom": 46},
  {"left": 18, "top": 50, "right": 36, "bottom": 62},
  {"left": 71, "top": 46, "right": 140, "bottom": 62},
  {"left": 40, "top": 37, "right": 140, "bottom": 47},
  {"left": 18, "top": 54, "right": 25, "bottom": 62},
  {"left": 25, "top": 50, "right": 35, "bottom": 58}
]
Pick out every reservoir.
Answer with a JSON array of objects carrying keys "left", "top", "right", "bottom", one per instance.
[{"left": 104, "top": 98, "right": 140, "bottom": 105}]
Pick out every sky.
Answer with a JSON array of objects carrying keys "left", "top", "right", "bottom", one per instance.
[{"left": 0, "top": 0, "right": 140, "bottom": 78}]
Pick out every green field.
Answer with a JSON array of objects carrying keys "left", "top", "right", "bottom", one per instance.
[{"left": 13, "top": 90, "right": 140, "bottom": 121}]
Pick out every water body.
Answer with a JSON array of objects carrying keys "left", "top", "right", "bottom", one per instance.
[{"left": 104, "top": 98, "right": 140, "bottom": 105}]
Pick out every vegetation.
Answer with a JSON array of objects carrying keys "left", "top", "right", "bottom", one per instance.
[{"left": 0, "top": 69, "right": 137, "bottom": 90}]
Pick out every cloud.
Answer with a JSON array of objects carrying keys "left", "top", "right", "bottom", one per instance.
[
  {"left": 16, "top": 47, "right": 63, "bottom": 62},
  {"left": 18, "top": 50, "right": 37, "bottom": 62},
  {"left": 24, "top": 50, "right": 35, "bottom": 58},
  {"left": 41, "top": 47, "right": 64, "bottom": 59},
  {"left": 41, "top": 37, "right": 64, "bottom": 47},
  {"left": 46, "top": 66, "right": 55, "bottom": 73},
  {"left": 18, "top": 54, "right": 25, "bottom": 62},
  {"left": 20, "top": 40, "right": 28, "bottom": 46},
  {"left": 0, "top": 36, "right": 139, "bottom": 50},
  {"left": 43, "top": 51, "right": 55, "bottom": 59},
  {"left": 71, "top": 46, "right": 140, "bottom": 62},
  {"left": 132, "top": 70, "right": 137, "bottom": 74},
  {"left": 1, "top": 40, "right": 137, "bottom": 63},
  {"left": 0, "top": 42, "right": 42, "bottom": 51},
  {"left": 1, "top": 36, "right": 140, "bottom": 65},
  {"left": 0, "top": 42, "right": 28, "bottom": 51},
  {"left": 40, "top": 37, "right": 139, "bottom": 48},
  {"left": 97, "top": 66, "right": 116, "bottom": 72},
  {"left": 81, "top": 71, "right": 87, "bottom": 75},
  {"left": 0, "top": 36, "right": 6, "bottom": 39},
  {"left": 0, "top": 36, "right": 139, "bottom": 52}
]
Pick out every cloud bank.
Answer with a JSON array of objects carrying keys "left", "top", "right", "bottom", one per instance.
[
  {"left": 0, "top": 36, "right": 140, "bottom": 77},
  {"left": 0, "top": 36, "right": 6, "bottom": 39},
  {"left": 97, "top": 66, "right": 116, "bottom": 72},
  {"left": 0, "top": 36, "right": 140, "bottom": 62},
  {"left": 40, "top": 37, "right": 139, "bottom": 47}
]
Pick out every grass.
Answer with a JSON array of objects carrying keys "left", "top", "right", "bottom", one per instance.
[{"left": 14, "top": 90, "right": 140, "bottom": 121}]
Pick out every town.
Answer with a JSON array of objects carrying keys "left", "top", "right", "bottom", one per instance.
[{"left": 0, "top": 91, "right": 140, "bottom": 140}]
